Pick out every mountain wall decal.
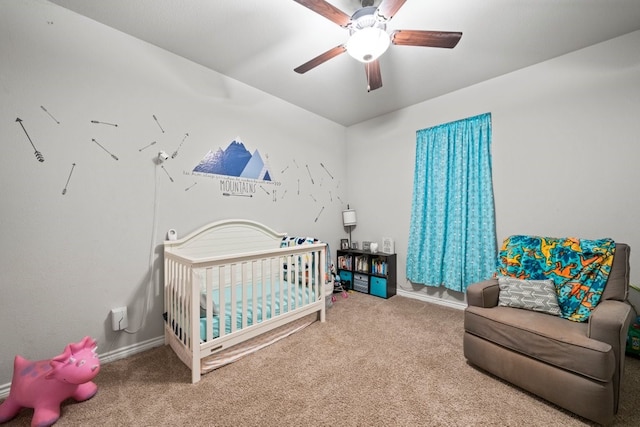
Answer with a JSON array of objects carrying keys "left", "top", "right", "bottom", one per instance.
[{"left": 193, "top": 140, "right": 272, "bottom": 181}]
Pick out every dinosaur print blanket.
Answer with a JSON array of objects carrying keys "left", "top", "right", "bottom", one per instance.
[{"left": 496, "top": 235, "right": 616, "bottom": 322}]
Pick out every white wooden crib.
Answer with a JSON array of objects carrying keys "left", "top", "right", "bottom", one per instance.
[{"left": 163, "top": 219, "right": 327, "bottom": 383}]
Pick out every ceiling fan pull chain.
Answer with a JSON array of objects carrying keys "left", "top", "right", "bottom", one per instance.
[{"left": 366, "top": 62, "right": 371, "bottom": 92}]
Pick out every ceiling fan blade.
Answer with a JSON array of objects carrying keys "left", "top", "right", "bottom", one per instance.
[
  {"left": 293, "top": 0, "right": 351, "bottom": 27},
  {"left": 294, "top": 45, "right": 347, "bottom": 74},
  {"left": 391, "top": 30, "right": 462, "bottom": 48},
  {"left": 376, "top": 0, "right": 407, "bottom": 20},
  {"left": 365, "top": 60, "right": 382, "bottom": 92}
]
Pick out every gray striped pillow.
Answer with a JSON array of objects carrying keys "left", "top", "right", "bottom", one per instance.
[{"left": 497, "top": 276, "right": 561, "bottom": 316}]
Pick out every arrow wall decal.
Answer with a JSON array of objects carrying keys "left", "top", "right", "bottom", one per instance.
[{"left": 15, "top": 117, "right": 44, "bottom": 162}]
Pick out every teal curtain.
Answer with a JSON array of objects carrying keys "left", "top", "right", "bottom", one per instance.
[{"left": 406, "top": 113, "right": 496, "bottom": 292}]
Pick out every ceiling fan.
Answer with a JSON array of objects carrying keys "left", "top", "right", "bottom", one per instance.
[{"left": 293, "top": 0, "right": 462, "bottom": 91}]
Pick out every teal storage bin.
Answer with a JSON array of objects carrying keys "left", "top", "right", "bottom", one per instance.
[
  {"left": 339, "top": 271, "right": 353, "bottom": 289},
  {"left": 370, "top": 276, "right": 387, "bottom": 298}
]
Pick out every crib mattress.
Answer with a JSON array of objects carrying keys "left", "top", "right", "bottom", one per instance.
[{"left": 200, "top": 280, "right": 316, "bottom": 341}]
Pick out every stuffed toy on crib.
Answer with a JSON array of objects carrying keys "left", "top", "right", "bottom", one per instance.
[{"left": 0, "top": 336, "right": 100, "bottom": 427}]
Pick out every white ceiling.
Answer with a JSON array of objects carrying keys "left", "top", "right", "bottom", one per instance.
[{"left": 49, "top": 0, "right": 640, "bottom": 126}]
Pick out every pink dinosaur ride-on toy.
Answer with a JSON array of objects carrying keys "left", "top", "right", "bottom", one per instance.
[{"left": 0, "top": 336, "right": 100, "bottom": 427}]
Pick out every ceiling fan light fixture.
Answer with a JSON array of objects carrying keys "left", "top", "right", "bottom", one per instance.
[{"left": 346, "top": 27, "right": 390, "bottom": 63}]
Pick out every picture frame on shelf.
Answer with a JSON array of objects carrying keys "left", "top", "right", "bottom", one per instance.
[
  {"left": 362, "top": 241, "right": 371, "bottom": 251},
  {"left": 382, "top": 237, "right": 395, "bottom": 254},
  {"left": 340, "top": 239, "right": 350, "bottom": 250},
  {"left": 351, "top": 241, "right": 359, "bottom": 250}
]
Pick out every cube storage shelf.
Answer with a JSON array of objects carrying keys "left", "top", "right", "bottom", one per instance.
[{"left": 336, "top": 249, "right": 396, "bottom": 299}]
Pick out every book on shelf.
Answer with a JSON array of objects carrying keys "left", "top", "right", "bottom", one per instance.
[
  {"left": 355, "top": 255, "right": 368, "bottom": 272},
  {"left": 338, "top": 255, "right": 352, "bottom": 270},
  {"left": 371, "top": 259, "right": 387, "bottom": 276}
]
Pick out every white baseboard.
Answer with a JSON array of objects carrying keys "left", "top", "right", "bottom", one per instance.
[
  {"left": 397, "top": 289, "right": 467, "bottom": 311},
  {"left": 0, "top": 383, "right": 10, "bottom": 400},
  {"left": 0, "top": 335, "right": 165, "bottom": 400},
  {"left": 98, "top": 336, "right": 165, "bottom": 364}
]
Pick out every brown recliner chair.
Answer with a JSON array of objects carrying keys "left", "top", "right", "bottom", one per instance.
[{"left": 464, "top": 243, "right": 634, "bottom": 425}]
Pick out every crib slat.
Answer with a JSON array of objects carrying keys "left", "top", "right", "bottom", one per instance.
[
  {"left": 189, "top": 266, "right": 200, "bottom": 383},
  {"left": 295, "top": 254, "right": 300, "bottom": 310},
  {"left": 293, "top": 254, "right": 299, "bottom": 309},
  {"left": 286, "top": 254, "right": 293, "bottom": 312},
  {"left": 230, "top": 264, "right": 236, "bottom": 334},
  {"left": 205, "top": 267, "right": 213, "bottom": 342},
  {"left": 261, "top": 258, "right": 266, "bottom": 324},
  {"left": 318, "top": 249, "right": 323, "bottom": 301},
  {"left": 219, "top": 265, "right": 226, "bottom": 337},
  {"left": 313, "top": 250, "right": 319, "bottom": 304},
  {"left": 302, "top": 253, "right": 308, "bottom": 305},
  {"left": 298, "top": 253, "right": 304, "bottom": 306},
  {"left": 180, "top": 264, "right": 188, "bottom": 345},
  {"left": 270, "top": 257, "right": 276, "bottom": 319},
  {"left": 252, "top": 260, "right": 258, "bottom": 324},
  {"left": 241, "top": 262, "right": 248, "bottom": 330}
]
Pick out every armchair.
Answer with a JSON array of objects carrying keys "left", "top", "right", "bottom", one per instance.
[{"left": 464, "top": 241, "right": 634, "bottom": 425}]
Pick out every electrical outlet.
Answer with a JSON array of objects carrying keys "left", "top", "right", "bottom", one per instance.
[{"left": 111, "top": 306, "right": 128, "bottom": 331}]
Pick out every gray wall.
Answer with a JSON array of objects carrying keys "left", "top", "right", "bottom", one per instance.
[
  {"left": 347, "top": 30, "right": 640, "bottom": 307},
  {"left": 0, "top": 0, "right": 347, "bottom": 386}
]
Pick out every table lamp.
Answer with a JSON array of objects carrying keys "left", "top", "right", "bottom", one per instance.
[{"left": 342, "top": 205, "right": 357, "bottom": 246}]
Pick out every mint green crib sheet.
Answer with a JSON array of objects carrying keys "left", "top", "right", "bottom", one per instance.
[{"left": 199, "top": 280, "right": 316, "bottom": 341}]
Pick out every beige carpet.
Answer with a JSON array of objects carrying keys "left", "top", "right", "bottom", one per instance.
[{"left": 4, "top": 292, "right": 640, "bottom": 426}]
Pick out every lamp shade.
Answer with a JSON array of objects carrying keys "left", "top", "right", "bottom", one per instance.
[
  {"left": 342, "top": 209, "right": 357, "bottom": 226},
  {"left": 346, "top": 27, "right": 390, "bottom": 63}
]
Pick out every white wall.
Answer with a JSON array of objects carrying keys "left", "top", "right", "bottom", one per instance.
[
  {"left": 346, "top": 30, "right": 640, "bottom": 307},
  {"left": 0, "top": 0, "right": 347, "bottom": 385}
]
